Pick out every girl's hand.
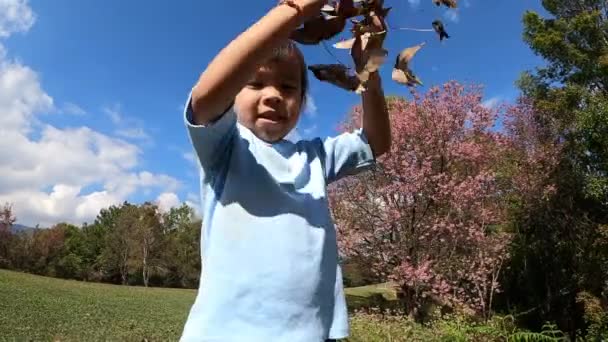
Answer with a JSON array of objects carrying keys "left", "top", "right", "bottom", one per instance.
[{"left": 286, "top": 0, "right": 328, "bottom": 20}]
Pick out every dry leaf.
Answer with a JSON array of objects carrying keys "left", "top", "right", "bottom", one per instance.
[
  {"left": 432, "top": 0, "right": 457, "bottom": 8},
  {"left": 392, "top": 43, "right": 425, "bottom": 87},
  {"left": 290, "top": 15, "right": 347, "bottom": 45},
  {"left": 351, "top": 32, "right": 385, "bottom": 72},
  {"left": 432, "top": 20, "right": 450, "bottom": 41},
  {"left": 392, "top": 68, "right": 423, "bottom": 87},
  {"left": 350, "top": 29, "right": 387, "bottom": 92},
  {"left": 394, "top": 42, "right": 425, "bottom": 70},
  {"left": 308, "top": 64, "right": 360, "bottom": 91},
  {"left": 321, "top": 0, "right": 362, "bottom": 18},
  {"left": 321, "top": 2, "right": 337, "bottom": 13}
]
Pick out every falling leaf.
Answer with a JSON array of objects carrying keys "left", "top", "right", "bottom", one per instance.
[
  {"left": 395, "top": 42, "right": 425, "bottom": 68},
  {"left": 392, "top": 43, "right": 425, "bottom": 87},
  {"left": 308, "top": 64, "right": 361, "bottom": 91},
  {"left": 392, "top": 68, "right": 423, "bottom": 87},
  {"left": 303, "top": 0, "right": 460, "bottom": 92},
  {"left": 350, "top": 30, "right": 388, "bottom": 92},
  {"left": 432, "top": 20, "right": 450, "bottom": 41},
  {"left": 337, "top": 0, "right": 359, "bottom": 18},
  {"left": 432, "top": 0, "right": 457, "bottom": 8},
  {"left": 321, "top": 2, "right": 337, "bottom": 13},
  {"left": 351, "top": 32, "right": 386, "bottom": 71},
  {"left": 290, "top": 15, "right": 347, "bottom": 45},
  {"left": 321, "top": 0, "right": 362, "bottom": 18}
]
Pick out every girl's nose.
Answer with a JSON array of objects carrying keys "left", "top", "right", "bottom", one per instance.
[{"left": 261, "top": 87, "right": 283, "bottom": 107}]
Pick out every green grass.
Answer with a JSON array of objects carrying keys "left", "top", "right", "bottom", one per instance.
[
  {"left": 345, "top": 282, "right": 398, "bottom": 301},
  {"left": 0, "top": 269, "right": 195, "bottom": 341},
  {"left": 1, "top": 269, "right": 540, "bottom": 342},
  {"left": 1, "top": 269, "right": 405, "bottom": 341},
  {"left": 344, "top": 282, "right": 400, "bottom": 313}
]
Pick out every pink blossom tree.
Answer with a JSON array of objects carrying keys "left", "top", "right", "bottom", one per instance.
[{"left": 330, "top": 81, "right": 512, "bottom": 320}]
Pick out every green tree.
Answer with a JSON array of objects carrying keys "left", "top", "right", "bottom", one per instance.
[
  {"left": 130, "top": 203, "right": 163, "bottom": 287},
  {"left": 0, "top": 203, "right": 16, "bottom": 268},
  {"left": 99, "top": 203, "right": 138, "bottom": 285},
  {"left": 519, "top": 0, "right": 608, "bottom": 197},
  {"left": 161, "top": 204, "right": 201, "bottom": 288},
  {"left": 503, "top": 0, "right": 608, "bottom": 336},
  {"left": 54, "top": 223, "right": 85, "bottom": 279}
]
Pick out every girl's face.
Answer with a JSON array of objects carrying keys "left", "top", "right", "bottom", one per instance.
[{"left": 234, "top": 49, "right": 305, "bottom": 143}]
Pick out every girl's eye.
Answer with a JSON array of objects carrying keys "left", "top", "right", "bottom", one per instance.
[{"left": 281, "top": 84, "right": 298, "bottom": 91}]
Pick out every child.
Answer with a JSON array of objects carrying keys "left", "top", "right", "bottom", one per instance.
[{"left": 181, "top": 1, "right": 391, "bottom": 341}]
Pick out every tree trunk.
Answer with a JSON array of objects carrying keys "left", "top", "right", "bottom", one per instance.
[
  {"left": 120, "top": 247, "right": 129, "bottom": 285},
  {"left": 142, "top": 239, "right": 149, "bottom": 287}
]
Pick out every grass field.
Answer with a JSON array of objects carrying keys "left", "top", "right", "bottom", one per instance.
[
  {"left": 0, "top": 269, "right": 400, "bottom": 341},
  {"left": 0, "top": 269, "right": 194, "bottom": 341},
  {"left": 0, "top": 269, "right": 554, "bottom": 341}
]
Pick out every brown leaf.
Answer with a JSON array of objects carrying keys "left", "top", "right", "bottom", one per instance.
[
  {"left": 337, "top": 0, "right": 358, "bottom": 17},
  {"left": 432, "top": 0, "right": 457, "bottom": 8},
  {"left": 308, "top": 64, "right": 360, "bottom": 91},
  {"left": 394, "top": 42, "right": 425, "bottom": 71},
  {"left": 290, "top": 16, "right": 347, "bottom": 45},
  {"left": 353, "top": 32, "right": 386, "bottom": 68},
  {"left": 321, "top": 0, "right": 362, "bottom": 18},
  {"left": 367, "top": 0, "right": 385, "bottom": 11},
  {"left": 351, "top": 31, "right": 387, "bottom": 91},
  {"left": 392, "top": 68, "right": 423, "bottom": 87},
  {"left": 393, "top": 43, "right": 425, "bottom": 87},
  {"left": 321, "top": 2, "right": 337, "bottom": 13},
  {"left": 351, "top": 7, "right": 389, "bottom": 37}
]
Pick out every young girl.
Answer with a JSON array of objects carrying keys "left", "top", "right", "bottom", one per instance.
[{"left": 181, "top": 0, "right": 391, "bottom": 341}]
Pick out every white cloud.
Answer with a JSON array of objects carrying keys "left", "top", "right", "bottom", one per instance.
[
  {"left": 0, "top": 2, "right": 180, "bottom": 227},
  {"left": 302, "top": 124, "right": 318, "bottom": 137},
  {"left": 185, "top": 192, "right": 202, "bottom": 218},
  {"left": 0, "top": 51, "right": 53, "bottom": 133},
  {"left": 443, "top": 9, "right": 460, "bottom": 23},
  {"left": 103, "top": 104, "right": 152, "bottom": 142},
  {"left": 104, "top": 104, "right": 123, "bottom": 125},
  {"left": 62, "top": 102, "right": 86, "bottom": 116},
  {"left": 407, "top": 0, "right": 421, "bottom": 7},
  {"left": 0, "top": 0, "right": 35, "bottom": 38},
  {"left": 183, "top": 151, "right": 196, "bottom": 165},
  {"left": 304, "top": 94, "right": 317, "bottom": 117},
  {"left": 1, "top": 185, "right": 121, "bottom": 227},
  {"left": 156, "top": 192, "right": 181, "bottom": 213},
  {"left": 285, "top": 128, "right": 302, "bottom": 142},
  {"left": 482, "top": 96, "right": 502, "bottom": 109},
  {"left": 116, "top": 127, "right": 149, "bottom": 140}
]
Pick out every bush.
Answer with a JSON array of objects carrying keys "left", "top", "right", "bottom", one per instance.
[{"left": 343, "top": 313, "right": 575, "bottom": 342}]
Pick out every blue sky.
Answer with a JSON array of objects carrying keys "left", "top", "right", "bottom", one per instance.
[{"left": 0, "top": 0, "right": 549, "bottom": 226}]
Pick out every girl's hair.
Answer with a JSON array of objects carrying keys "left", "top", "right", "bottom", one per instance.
[{"left": 271, "top": 40, "right": 309, "bottom": 107}]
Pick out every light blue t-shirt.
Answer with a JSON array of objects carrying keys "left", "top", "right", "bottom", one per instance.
[{"left": 180, "top": 93, "right": 376, "bottom": 342}]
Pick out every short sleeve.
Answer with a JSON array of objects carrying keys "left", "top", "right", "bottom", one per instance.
[
  {"left": 322, "top": 128, "right": 376, "bottom": 184},
  {"left": 184, "top": 92, "right": 237, "bottom": 177}
]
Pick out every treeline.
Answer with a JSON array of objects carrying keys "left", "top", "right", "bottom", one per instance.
[{"left": 0, "top": 202, "right": 201, "bottom": 289}]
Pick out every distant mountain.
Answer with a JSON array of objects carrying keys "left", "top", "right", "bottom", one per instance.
[{"left": 10, "top": 224, "right": 37, "bottom": 234}]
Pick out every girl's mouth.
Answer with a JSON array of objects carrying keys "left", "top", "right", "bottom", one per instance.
[{"left": 258, "top": 112, "right": 286, "bottom": 123}]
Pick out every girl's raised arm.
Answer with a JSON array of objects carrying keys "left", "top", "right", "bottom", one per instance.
[{"left": 190, "top": 1, "right": 325, "bottom": 125}]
